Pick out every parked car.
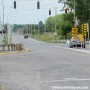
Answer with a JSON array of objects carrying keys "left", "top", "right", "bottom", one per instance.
[
  {"left": 24, "top": 35, "right": 28, "bottom": 39},
  {"left": 69, "top": 38, "right": 85, "bottom": 48}
]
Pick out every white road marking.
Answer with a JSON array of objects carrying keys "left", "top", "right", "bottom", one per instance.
[{"left": 40, "top": 78, "right": 90, "bottom": 84}]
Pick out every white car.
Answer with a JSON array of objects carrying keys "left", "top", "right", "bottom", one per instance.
[{"left": 69, "top": 39, "right": 85, "bottom": 48}]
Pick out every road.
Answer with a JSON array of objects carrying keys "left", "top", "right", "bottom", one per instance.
[{"left": 0, "top": 34, "right": 90, "bottom": 90}]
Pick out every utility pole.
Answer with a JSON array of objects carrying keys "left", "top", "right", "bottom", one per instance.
[
  {"left": 3, "top": 4, "right": 4, "bottom": 27},
  {"left": 2, "top": 0, "right": 4, "bottom": 36},
  {"left": 44, "top": 15, "right": 46, "bottom": 33},
  {"left": 55, "top": 7, "right": 57, "bottom": 34},
  {"left": 38, "top": 19, "right": 40, "bottom": 35},
  {"left": 34, "top": 21, "right": 35, "bottom": 35},
  {"left": 28, "top": 25, "right": 30, "bottom": 34},
  {"left": 54, "top": 7, "right": 57, "bottom": 42},
  {"left": 31, "top": 24, "right": 32, "bottom": 35},
  {"left": 74, "top": 0, "right": 76, "bottom": 20},
  {"left": 2, "top": 0, "right": 4, "bottom": 26}
]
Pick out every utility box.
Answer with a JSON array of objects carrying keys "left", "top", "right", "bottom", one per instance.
[{"left": 16, "top": 44, "right": 22, "bottom": 51}]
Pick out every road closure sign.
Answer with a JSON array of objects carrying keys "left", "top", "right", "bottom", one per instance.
[{"left": 79, "top": 34, "right": 84, "bottom": 42}]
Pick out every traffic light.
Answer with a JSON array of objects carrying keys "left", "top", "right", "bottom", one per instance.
[
  {"left": 0, "top": 29, "right": 7, "bottom": 34},
  {"left": 49, "top": 9, "right": 51, "bottom": 15},
  {"left": 14, "top": 1, "right": 16, "bottom": 9},
  {"left": 37, "top": 1, "right": 40, "bottom": 9}
]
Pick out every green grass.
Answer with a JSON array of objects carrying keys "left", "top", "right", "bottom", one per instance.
[{"left": 31, "top": 33, "right": 61, "bottom": 42}]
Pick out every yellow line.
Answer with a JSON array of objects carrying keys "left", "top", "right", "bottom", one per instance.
[{"left": 0, "top": 49, "right": 31, "bottom": 55}]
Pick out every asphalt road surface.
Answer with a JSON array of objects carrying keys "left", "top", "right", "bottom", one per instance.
[{"left": 0, "top": 34, "right": 90, "bottom": 90}]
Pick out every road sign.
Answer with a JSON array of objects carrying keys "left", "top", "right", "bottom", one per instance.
[
  {"left": 81, "top": 23, "right": 87, "bottom": 36},
  {"left": 71, "top": 26, "right": 78, "bottom": 37},
  {"left": 79, "top": 34, "right": 84, "bottom": 42}
]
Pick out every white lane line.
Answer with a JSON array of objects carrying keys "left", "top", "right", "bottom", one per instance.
[{"left": 40, "top": 78, "right": 90, "bottom": 84}]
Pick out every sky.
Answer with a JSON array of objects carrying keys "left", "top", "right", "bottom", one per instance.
[{"left": 0, "top": 0, "right": 65, "bottom": 24}]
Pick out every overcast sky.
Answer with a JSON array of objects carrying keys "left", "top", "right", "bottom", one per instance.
[{"left": 0, "top": 0, "right": 64, "bottom": 24}]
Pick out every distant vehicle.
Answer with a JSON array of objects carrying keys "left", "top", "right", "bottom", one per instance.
[
  {"left": 66, "top": 40, "right": 70, "bottom": 44},
  {"left": 69, "top": 38, "right": 85, "bottom": 48},
  {"left": 0, "top": 29, "right": 7, "bottom": 34},
  {"left": 86, "top": 41, "right": 90, "bottom": 44},
  {"left": 24, "top": 35, "right": 28, "bottom": 39}
]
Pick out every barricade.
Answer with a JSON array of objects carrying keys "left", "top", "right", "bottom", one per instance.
[{"left": 15, "top": 44, "right": 22, "bottom": 51}]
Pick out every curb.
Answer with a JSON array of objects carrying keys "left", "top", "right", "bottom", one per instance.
[
  {"left": 54, "top": 46, "right": 90, "bottom": 54},
  {"left": 71, "top": 48, "right": 90, "bottom": 53},
  {"left": 0, "top": 49, "right": 31, "bottom": 55}
]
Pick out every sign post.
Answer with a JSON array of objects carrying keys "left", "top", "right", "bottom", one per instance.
[{"left": 79, "top": 34, "right": 84, "bottom": 48}]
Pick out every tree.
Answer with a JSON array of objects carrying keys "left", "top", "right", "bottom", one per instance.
[
  {"left": 60, "top": 13, "right": 74, "bottom": 39},
  {"left": 66, "top": 0, "right": 90, "bottom": 23},
  {"left": 46, "top": 17, "right": 55, "bottom": 32},
  {"left": 76, "top": 0, "right": 90, "bottom": 23},
  {"left": 39, "top": 21, "right": 44, "bottom": 33}
]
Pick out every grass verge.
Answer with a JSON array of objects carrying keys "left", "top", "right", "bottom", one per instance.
[{"left": 30, "top": 33, "right": 66, "bottom": 43}]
